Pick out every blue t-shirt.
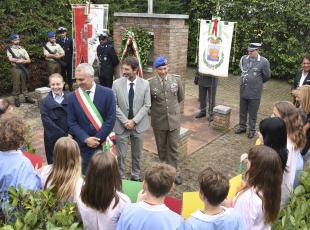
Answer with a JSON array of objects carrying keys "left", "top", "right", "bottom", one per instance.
[
  {"left": 116, "top": 201, "right": 183, "bottom": 230},
  {"left": 0, "top": 150, "right": 42, "bottom": 203},
  {"left": 179, "top": 207, "right": 243, "bottom": 230}
]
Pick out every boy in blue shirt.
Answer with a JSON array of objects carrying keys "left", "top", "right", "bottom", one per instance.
[
  {"left": 179, "top": 168, "right": 242, "bottom": 230},
  {"left": 116, "top": 163, "right": 183, "bottom": 230}
]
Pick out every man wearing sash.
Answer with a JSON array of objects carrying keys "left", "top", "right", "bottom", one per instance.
[
  {"left": 235, "top": 43, "right": 270, "bottom": 139},
  {"left": 67, "top": 63, "right": 116, "bottom": 173},
  {"left": 112, "top": 57, "right": 151, "bottom": 181}
]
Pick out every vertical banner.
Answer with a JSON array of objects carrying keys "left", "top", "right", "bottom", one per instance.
[
  {"left": 198, "top": 18, "right": 234, "bottom": 77},
  {"left": 72, "top": 4, "right": 109, "bottom": 67}
]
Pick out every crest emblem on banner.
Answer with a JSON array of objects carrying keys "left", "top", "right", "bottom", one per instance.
[{"left": 203, "top": 17, "right": 224, "bottom": 69}]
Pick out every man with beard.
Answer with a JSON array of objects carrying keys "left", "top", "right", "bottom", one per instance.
[{"left": 112, "top": 56, "right": 151, "bottom": 181}]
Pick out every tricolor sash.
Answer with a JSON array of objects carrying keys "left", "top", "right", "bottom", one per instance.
[{"left": 75, "top": 88, "right": 116, "bottom": 154}]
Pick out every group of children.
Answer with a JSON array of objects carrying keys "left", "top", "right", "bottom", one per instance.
[
  {"left": 2, "top": 86, "right": 310, "bottom": 229},
  {"left": 0, "top": 114, "right": 284, "bottom": 230}
]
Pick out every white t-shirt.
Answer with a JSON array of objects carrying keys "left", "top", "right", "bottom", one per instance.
[
  {"left": 233, "top": 188, "right": 270, "bottom": 230},
  {"left": 40, "top": 164, "right": 84, "bottom": 203},
  {"left": 76, "top": 182, "right": 131, "bottom": 230}
]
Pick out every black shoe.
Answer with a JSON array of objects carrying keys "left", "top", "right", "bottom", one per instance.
[
  {"left": 15, "top": 98, "right": 20, "bottom": 107},
  {"left": 248, "top": 131, "right": 255, "bottom": 139},
  {"left": 195, "top": 112, "right": 206, "bottom": 119},
  {"left": 130, "top": 177, "right": 142, "bottom": 182},
  {"left": 25, "top": 97, "right": 35, "bottom": 104},
  {"left": 235, "top": 128, "right": 246, "bottom": 134},
  {"left": 174, "top": 175, "right": 182, "bottom": 185}
]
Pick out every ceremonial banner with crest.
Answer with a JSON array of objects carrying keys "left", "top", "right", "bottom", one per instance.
[
  {"left": 72, "top": 3, "right": 109, "bottom": 67},
  {"left": 198, "top": 18, "right": 234, "bottom": 77}
]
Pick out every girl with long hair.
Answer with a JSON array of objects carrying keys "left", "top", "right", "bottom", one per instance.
[
  {"left": 77, "top": 150, "right": 130, "bottom": 230},
  {"left": 272, "top": 101, "right": 305, "bottom": 188},
  {"left": 258, "top": 117, "right": 291, "bottom": 206},
  {"left": 233, "top": 145, "right": 283, "bottom": 229},
  {"left": 40, "top": 136, "right": 82, "bottom": 202},
  {"left": 292, "top": 85, "right": 310, "bottom": 159}
]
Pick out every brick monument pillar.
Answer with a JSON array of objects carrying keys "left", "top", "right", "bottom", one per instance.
[{"left": 113, "top": 13, "right": 189, "bottom": 80}]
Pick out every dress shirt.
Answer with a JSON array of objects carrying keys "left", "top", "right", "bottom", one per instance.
[
  {"left": 299, "top": 71, "right": 309, "bottom": 87},
  {"left": 84, "top": 83, "right": 96, "bottom": 101},
  {"left": 127, "top": 77, "right": 137, "bottom": 93},
  {"left": 52, "top": 91, "right": 64, "bottom": 104}
]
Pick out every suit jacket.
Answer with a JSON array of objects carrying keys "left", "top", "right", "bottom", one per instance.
[
  {"left": 112, "top": 76, "right": 151, "bottom": 134},
  {"left": 40, "top": 91, "right": 68, "bottom": 159},
  {"left": 67, "top": 84, "right": 116, "bottom": 155},
  {"left": 293, "top": 70, "right": 310, "bottom": 89},
  {"left": 149, "top": 74, "right": 184, "bottom": 131}
]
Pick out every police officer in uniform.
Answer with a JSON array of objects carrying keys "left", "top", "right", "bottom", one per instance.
[
  {"left": 7, "top": 34, "right": 35, "bottom": 107},
  {"left": 235, "top": 43, "right": 271, "bottom": 138},
  {"left": 57, "top": 27, "right": 73, "bottom": 91},
  {"left": 149, "top": 56, "right": 184, "bottom": 185},
  {"left": 96, "top": 32, "right": 119, "bottom": 88},
  {"left": 43, "top": 32, "right": 65, "bottom": 76}
]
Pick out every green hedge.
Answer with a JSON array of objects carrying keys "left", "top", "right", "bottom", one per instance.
[
  {"left": 0, "top": 0, "right": 309, "bottom": 95},
  {"left": 0, "top": 0, "right": 84, "bottom": 96}
]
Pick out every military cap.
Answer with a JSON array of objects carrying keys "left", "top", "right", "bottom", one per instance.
[
  {"left": 10, "top": 34, "right": 19, "bottom": 40},
  {"left": 248, "top": 43, "right": 262, "bottom": 51},
  {"left": 154, "top": 56, "right": 168, "bottom": 68},
  {"left": 57, "top": 27, "right": 67, "bottom": 33},
  {"left": 98, "top": 31, "right": 108, "bottom": 38},
  {"left": 47, "top": 32, "right": 56, "bottom": 38}
]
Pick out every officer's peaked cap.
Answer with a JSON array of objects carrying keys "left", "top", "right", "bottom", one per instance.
[
  {"left": 57, "top": 27, "right": 67, "bottom": 32},
  {"left": 248, "top": 43, "right": 262, "bottom": 51}
]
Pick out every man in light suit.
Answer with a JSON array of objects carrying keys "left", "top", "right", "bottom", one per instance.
[
  {"left": 67, "top": 63, "right": 116, "bottom": 174},
  {"left": 112, "top": 57, "right": 151, "bottom": 181}
]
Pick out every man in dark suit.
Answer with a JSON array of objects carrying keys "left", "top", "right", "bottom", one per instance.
[
  {"left": 112, "top": 57, "right": 151, "bottom": 181},
  {"left": 195, "top": 72, "right": 218, "bottom": 121},
  {"left": 57, "top": 27, "right": 73, "bottom": 91},
  {"left": 67, "top": 63, "right": 116, "bottom": 173},
  {"left": 293, "top": 54, "right": 310, "bottom": 89}
]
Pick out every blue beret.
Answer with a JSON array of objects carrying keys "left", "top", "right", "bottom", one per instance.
[
  {"left": 47, "top": 32, "right": 56, "bottom": 38},
  {"left": 154, "top": 56, "right": 168, "bottom": 68},
  {"left": 10, "top": 34, "right": 19, "bottom": 40}
]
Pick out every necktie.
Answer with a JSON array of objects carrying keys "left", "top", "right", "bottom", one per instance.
[
  {"left": 86, "top": 90, "right": 91, "bottom": 95},
  {"left": 162, "top": 78, "right": 166, "bottom": 89},
  {"left": 128, "top": 83, "right": 134, "bottom": 119}
]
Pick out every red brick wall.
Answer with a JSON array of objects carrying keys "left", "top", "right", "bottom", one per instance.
[{"left": 113, "top": 16, "right": 188, "bottom": 80}]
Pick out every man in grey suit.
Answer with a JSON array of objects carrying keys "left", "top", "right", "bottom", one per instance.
[
  {"left": 149, "top": 56, "right": 184, "bottom": 185},
  {"left": 235, "top": 43, "right": 271, "bottom": 139},
  {"left": 112, "top": 56, "right": 151, "bottom": 181}
]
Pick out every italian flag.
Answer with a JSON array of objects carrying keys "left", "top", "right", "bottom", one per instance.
[{"left": 75, "top": 88, "right": 116, "bottom": 155}]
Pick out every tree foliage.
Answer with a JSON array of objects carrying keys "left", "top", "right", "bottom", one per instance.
[
  {"left": 187, "top": 0, "right": 310, "bottom": 78},
  {"left": 0, "top": 0, "right": 308, "bottom": 95}
]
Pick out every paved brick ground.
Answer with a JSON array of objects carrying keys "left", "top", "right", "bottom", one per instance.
[{"left": 9, "top": 68, "right": 292, "bottom": 198}]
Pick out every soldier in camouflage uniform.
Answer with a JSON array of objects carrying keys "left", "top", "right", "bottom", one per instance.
[
  {"left": 7, "top": 34, "right": 35, "bottom": 107},
  {"left": 149, "top": 56, "right": 184, "bottom": 185}
]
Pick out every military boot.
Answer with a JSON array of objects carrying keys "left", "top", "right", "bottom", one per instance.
[
  {"left": 15, "top": 98, "right": 20, "bottom": 107},
  {"left": 25, "top": 96, "right": 35, "bottom": 104}
]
